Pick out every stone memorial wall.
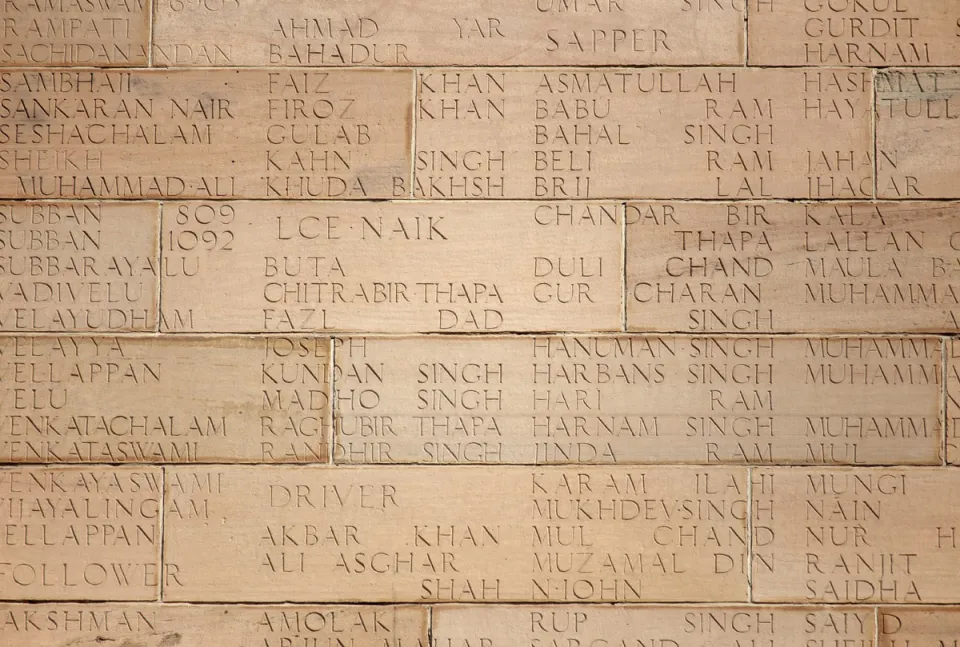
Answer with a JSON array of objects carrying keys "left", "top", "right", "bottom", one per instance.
[{"left": 1, "top": 1, "right": 960, "bottom": 646}]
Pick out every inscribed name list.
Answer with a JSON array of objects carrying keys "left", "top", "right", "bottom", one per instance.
[
  {"left": 626, "top": 201, "right": 960, "bottom": 333},
  {"left": 333, "top": 335, "right": 941, "bottom": 466},
  {"left": 0, "top": 466, "right": 161, "bottom": 600},
  {"left": 159, "top": 201, "right": 622, "bottom": 333},
  {"left": 0, "top": 0, "right": 149, "bottom": 66},
  {"left": 0, "top": 69, "right": 412, "bottom": 199},
  {"left": 752, "top": 468, "right": 960, "bottom": 603},
  {"left": 414, "top": 68, "right": 872, "bottom": 200},
  {"left": 748, "top": 0, "right": 960, "bottom": 66},
  {"left": 162, "top": 466, "right": 749, "bottom": 602},
  {"left": 153, "top": 0, "right": 744, "bottom": 67},
  {"left": 0, "top": 336, "right": 332, "bottom": 464},
  {"left": 0, "top": 201, "right": 159, "bottom": 332}
]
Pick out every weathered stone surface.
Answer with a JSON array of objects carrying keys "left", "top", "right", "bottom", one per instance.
[
  {"left": 947, "top": 338, "right": 960, "bottom": 464},
  {"left": 876, "top": 69, "right": 960, "bottom": 199},
  {"left": 0, "top": 467, "right": 161, "bottom": 600},
  {"left": 0, "top": 202, "right": 159, "bottom": 332},
  {"left": 153, "top": 0, "right": 744, "bottom": 67},
  {"left": 748, "top": 0, "right": 960, "bottom": 66},
  {"left": 0, "top": 336, "right": 331, "bottom": 463},
  {"left": 434, "top": 605, "right": 875, "bottom": 647},
  {"left": 879, "top": 607, "right": 960, "bottom": 647},
  {"left": 333, "top": 335, "right": 941, "bottom": 466},
  {"left": 752, "top": 468, "right": 960, "bottom": 603},
  {"left": 413, "top": 68, "right": 872, "bottom": 200},
  {"left": 627, "top": 201, "right": 960, "bottom": 333},
  {"left": 159, "top": 201, "right": 622, "bottom": 333},
  {"left": 0, "top": 603, "right": 427, "bottom": 646},
  {"left": 0, "top": 69, "right": 412, "bottom": 200},
  {"left": 162, "top": 466, "right": 749, "bottom": 602},
  {"left": 0, "top": 0, "right": 149, "bottom": 66}
]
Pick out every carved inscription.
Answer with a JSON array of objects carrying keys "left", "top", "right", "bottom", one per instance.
[
  {"left": 162, "top": 466, "right": 748, "bottom": 602},
  {"left": 0, "top": 69, "right": 411, "bottom": 199},
  {"left": 152, "top": 0, "right": 744, "bottom": 67},
  {"left": 947, "top": 339, "right": 960, "bottom": 464},
  {"left": 753, "top": 469, "right": 960, "bottom": 603},
  {"left": 748, "top": 0, "right": 960, "bottom": 66},
  {"left": 0, "top": 202, "right": 158, "bottom": 331},
  {"left": 0, "top": 466, "right": 161, "bottom": 600},
  {"left": 877, "top": 69, "right": 960, "bottom": 199},
  {"left": 332, "top": 335, "right": 941, "bottom": 466},
  {"left": 434, "top": 605, "right": 875, "bottom": 647},
  {"left": 159, "top": 201, "right": 622, "bottom": 333},
  {"left": 879, "top": 607, "right": 960, "bottom": 647},
  {"left": 0, "top": 336, "right": 331, "bottom": 463},
  {"left": 413, "top": 68, "right": 872, "bottom": 200},
  {"left": 0, "top": 0, "right": 149, "bottom": 66},
  {"left": 0, "top": 603, "right": 427, "bottom": 647},
  {"left": 627, "top": 201, "right": 960, "bottom": 332}
]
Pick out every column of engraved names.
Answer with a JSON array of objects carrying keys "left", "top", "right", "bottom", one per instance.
[
  {"left": 0, "top": 202, "right": 159, "bottom": 332},
  {"left": 0, "top": 0, "right": 149, "bottom": 66},
  {"left": 803, "top": 70, "right": 873, "bottom": 200},
  {"left": 332, "top": 335, "right": 940, "bottom": 465},
  {"left": 748, "top": 0, "right": 960, "bottom": 66},
  {"left": 527, "top": 468, "right": 748, "bottom": 601},
  {"left": 0, "top": 467, "right": 161, "bottom": 600},
  {"left": 530, "top": 71, "right": 630, "bottom": 200},
  {"left": 628, "top": 202, "right": 960, "bottom": 332},
  {"left": 263, "top": 70, "right": 400, "bottom": 199},
  {"left": 0, "top": 70, "right": 411, "bottom": 199},
  {"left": 0, "top": 70, "right": 231, "bottom": 199},
  {"left": 627, "top": 202, "right": 776, "bottom": 332},
  {"left": 414, "top": 69, "right": 872, "bottom": 199},
  {"left": 260, "top": 337, "right": 331, "bottom": 463},
  {"left": 753, "top": 469, "right": 960, "bottom": 603},
  {"left": 415, "top": 71, "right": 507, "bottom": 199}
]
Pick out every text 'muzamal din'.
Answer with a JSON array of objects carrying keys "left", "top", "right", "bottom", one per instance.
[{"left": 161, "top": 465, "right": 749, "bottom": 603}]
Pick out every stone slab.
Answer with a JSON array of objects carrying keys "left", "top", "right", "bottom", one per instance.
[
  {"left": 0, "top": 603, "right": 427, "bottom": 647},
  {"left": 748, "top": 0, "right": 960, "bottom": 66},
  {"left": 879, "top": 607, "right": 960, "bottom": 647},
  {"left": 413, "top": 68, "right": 872, "bottom": 200},
  {"left": 162, "top": 465, "right": 749, "bottom": 602},
  {"left": 159, "top": 201, "right": 622, "bottom": 333},
  {"left": 752, "top": 468, "right": 960, "bottom": 603},
  {"left": 0, "top": 335, "right": 331, "bottom": 464},
  {"left": 627, "top": 201, "right": 960, "bottom": 333},
  {"left": 434, "top": 605, "right": 875, "bottom": 647},
  {"left": 0, "top": 0, "right": 149, "bottom": 66},
  {"left": 0, "top": 202, "right": 159, "bottom": 332},
  {"left": 947, "top": 338, "right": 959, "bottom": 465},
  {"left": 0, "top": 466, "right": 162, "bottom": 601},
  {"left": 153, "top": 0, "right": 744, "bottom": 67},
  {"left": 0, "top": 68, "right": 412, "bottom": 200},
  {"left": 876, "top": 69, "right": 960, "bottom": 199},
  {"left": 333, "top": 335, "right": 942, "bottom": 466}
]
